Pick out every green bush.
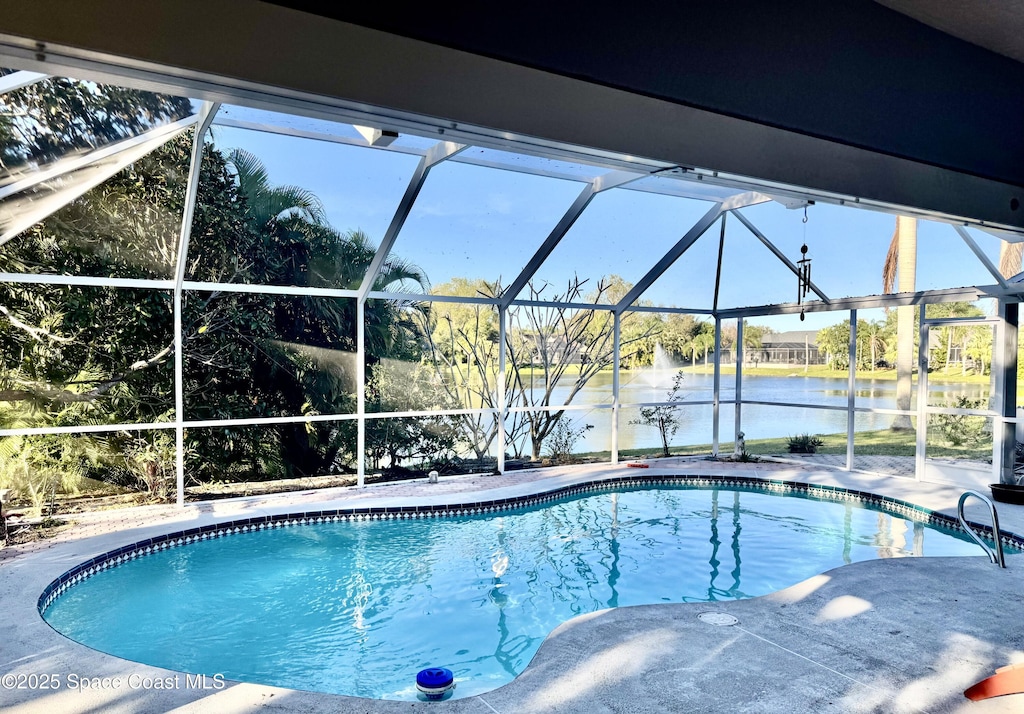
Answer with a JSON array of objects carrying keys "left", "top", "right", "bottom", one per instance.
[
  {"left": 545, "top": 419, "right": 594, "bottom": 463},
  {"left": 934, "top": 396, "right": 988, "bottom": 447},
  {"left": 787, "top": 433, "right": 824, "bottom": 454}
]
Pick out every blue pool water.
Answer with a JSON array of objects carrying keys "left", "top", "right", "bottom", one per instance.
[{"left": 43, "top": 487, "right": 993, "bottom": 699}]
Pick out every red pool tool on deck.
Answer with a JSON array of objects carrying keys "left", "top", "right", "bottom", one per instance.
[
  {"left": 965, "top": 662, "right": 1024, "bottom": 702},
  {"left": 626, "top": 462, "right": 649, "bottom": 468}
]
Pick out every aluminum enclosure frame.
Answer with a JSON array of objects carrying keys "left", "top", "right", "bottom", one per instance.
[{"left": 2, "top": 50, "right": 1024, "bottom": 502}]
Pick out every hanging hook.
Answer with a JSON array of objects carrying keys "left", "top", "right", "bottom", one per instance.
[{"left": 803, "top": 205, "right": 809, "bottom": 224}]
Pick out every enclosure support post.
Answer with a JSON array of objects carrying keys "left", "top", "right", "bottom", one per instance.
[
  {"left": 357, "top": 298, "right": 365, "bottom": 487},
  {"left": 172, "top": 102, "right": 218, "bottom": 508},
  {"left": 915, "top": 308, "right": 928, "bottom": 481},
  {"left": 612, "top": 312, "right": 621, "bottom": 464},
  {"left": 734, "top": 318, "right": 743, "bottom": 453},
  {"left": 713, "top": 317, "right": 721, "bottom": 456},
  {"left": 847, "top": 309, "right": 857, "bottom": 471},
  {"left": 497, "top": 306, "right": 507, "bottom": 474},
  {"left": 994, "top": 301, "right": 1018, "bottom": 484}
]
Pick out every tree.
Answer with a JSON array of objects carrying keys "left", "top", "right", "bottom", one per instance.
[
  {"left": 418, "top": 274, "right": 664, "bottom": 463},
  {"left": 713, "top": 320, "right": 771, "bottom": 365},
  {"left": 816, "top": 319, "right": 894, "bottom": 372},
  {"left": 816, "top": 321, "right": 851, "bottom": 370},
  {"left": 858, "top": 320, "right": 889, "bottom": 371},
  {"left": 226, "top": 148, "right": 326, "bottom": 228},
  {"left": 620, "top": 311, "right": 666, "bottom": 370},
  {"left": 1, "top": 78, "right": 194, "bottom": 498},
  {"left": 593, "top": 275, "right": 664, "bottom": 369},
  {"left": 505, "top": 276, "right": 658, "bottom": 460},
  {"left": 418, "top": 277, "right": 506, "bottom": 461},
  {"left": 687, "top": 329, "right": 716, "bottom": 368},
  {"left": 965, "top": 326, "right": 993, "bottom": 377},
  {"left": 1, "top": 76, "right": 446, "bottom": 495},
  {"left": 883, "top": 216, "right": 918, "bottom": 429},
  {"left": 0, "top": 80, "right": 434, "bottom": 491},
  {"left": 364, "top": 361, "right": 459, "bottom": 473},
  {"left": 926, "top": 302, "right": 983, "bottom": 373},
  {"left": 999, "top": 240, "right": 1022, "bottom": 281},
  {"left": 1, "top": 76, "right": 192, "bottom": 176},
  {"left": 187, "top": 149, "right": 430, "bottom": 479},
  {"left": 629, "top": 371, "right": 685, "bottom": 457},
  {"left": 658, "top": 313, "right": 707, "bottom": 361},
  {"left": 1, "top": 135, "right": 192, "bottom": 423},
  {"left": 741, "top": 322, "right": 773, "bottom": 361}
]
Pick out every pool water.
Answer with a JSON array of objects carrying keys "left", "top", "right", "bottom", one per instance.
[{"left": 43, "top": 487, "right": 994, "bottom": 699}]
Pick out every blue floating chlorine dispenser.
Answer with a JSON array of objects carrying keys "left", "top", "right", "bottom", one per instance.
[{"left": 416, "top": 667, "right": 456, "bottom": 700}]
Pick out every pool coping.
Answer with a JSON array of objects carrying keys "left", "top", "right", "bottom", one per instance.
[{"left": 4, "top": 460, "right": 1024, "bottom": 713}]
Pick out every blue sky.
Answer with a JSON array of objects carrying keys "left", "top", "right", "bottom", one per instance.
[{"left": 214, "top": 124, "right": 1004, "bottom": 332}]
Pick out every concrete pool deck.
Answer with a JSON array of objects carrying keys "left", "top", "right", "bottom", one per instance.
[{"left": 1, "top": 458, "right": 1023, "bottom": 713}]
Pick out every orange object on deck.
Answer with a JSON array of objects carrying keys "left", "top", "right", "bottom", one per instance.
[
  {"left": 965, "top": 662, "right": 1024, "bottom": 702},
  {"left": 626, "top": 462, "right": 649, "bottom": 468}
]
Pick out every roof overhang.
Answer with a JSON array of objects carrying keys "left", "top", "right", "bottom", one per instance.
[{"left": 1, "top": 0, "right": 1022, "bottom": 232}]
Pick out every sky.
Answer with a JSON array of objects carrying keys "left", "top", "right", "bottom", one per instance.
[{"left": 212, "top": 118, "right": 1006, "bottom": 333}]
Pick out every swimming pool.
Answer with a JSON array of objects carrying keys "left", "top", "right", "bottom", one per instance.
[{"left": 40, "top": 479, "right": 1013, "bottom": 700}]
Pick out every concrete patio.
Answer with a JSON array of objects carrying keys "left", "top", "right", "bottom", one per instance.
[{"left": 2, "top": 459, "right": 1023, "bottom": 713}]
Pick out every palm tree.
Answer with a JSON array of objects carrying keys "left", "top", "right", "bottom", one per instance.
[
  {"left": 883, "top": 216, "right": 917, "bottom": 429},
  {"left": 859, "top": 319, "right": 888, "bottom": 372},
  {"left": 742, "top": 322, "right": 772, "bottom": 363},
  {"left": 927, "top": 302, "right": 979, "bottom": 373},
  {"left": 227, "top": 148, "right": 326, "bottom": 227},
  {"left": 965, "top": 326, "right": 992, "bottom": 376},
  {"left": 688, "top": 331, "right": 715, "bottom": 369},
  {"left": 220, "top": 148, "right": 431, "bottom": 475}
]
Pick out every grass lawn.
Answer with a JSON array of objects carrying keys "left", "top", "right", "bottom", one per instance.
[
  {"left": 580, "top": 428, "right": 991, "bottom": 462},
  {"left": 678, "top": 363, "right": 994, "bottom": 385}
]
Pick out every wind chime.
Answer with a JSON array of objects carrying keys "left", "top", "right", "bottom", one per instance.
[{"left": 796, "top": 205, "right": 812, "bottom": 321}]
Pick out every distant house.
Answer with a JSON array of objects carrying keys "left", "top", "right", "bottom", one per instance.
[
  {"left": 747, "top": 330, "right": 825, "bottom": 366},
  {"left": 518, "top": 332, "right": 585, "bottom": 365}
]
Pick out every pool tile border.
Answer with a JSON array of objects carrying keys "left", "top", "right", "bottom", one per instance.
[{"left": 37, "top": 474, "right": 1024, "bottom": 613}]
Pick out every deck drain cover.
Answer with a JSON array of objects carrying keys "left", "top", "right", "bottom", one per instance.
[{"left": 697, "top": 612, "right": 738, "bottom": 626}]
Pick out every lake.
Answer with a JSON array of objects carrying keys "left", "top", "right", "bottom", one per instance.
[{"left": 521, "top": 369, "right": 991, "bottom": 454}]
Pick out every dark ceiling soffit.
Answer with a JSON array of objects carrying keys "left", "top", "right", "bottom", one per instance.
[
  {"left": 266, "top": 0, "right": 1024, "bottom": 190},
  {"left": 0, "top": 1, "right": 1021, "bottom": 230}
]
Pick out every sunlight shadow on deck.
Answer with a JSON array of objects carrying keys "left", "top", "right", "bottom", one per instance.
[
  {"left": 522, "top": 626, "right": 682, "bottom": 711},
  {"left": 839, "top": 632, "right": 1019, "bottom": 714},
  {"left": 815, "top": 595, "right": 873, "bottom": 623}
]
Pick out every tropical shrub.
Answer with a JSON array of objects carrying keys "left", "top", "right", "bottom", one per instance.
[
  {"left": 544, "top": 418, "right": 594, "bottom": 464},
  {"left": 787, "top": 433, "right": 824, "bottom": 454},
  {"left": 933, "top": 396, "right": 988, "bottom": 447}
]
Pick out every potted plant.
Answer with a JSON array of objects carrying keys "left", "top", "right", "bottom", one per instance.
[{"left": 991, "top": 475, "right": 1024, "bottom": 505}]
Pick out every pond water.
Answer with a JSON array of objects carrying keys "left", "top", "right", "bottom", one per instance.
[{"left": 526, "top": 369, "right": 991, "bottom": 454}]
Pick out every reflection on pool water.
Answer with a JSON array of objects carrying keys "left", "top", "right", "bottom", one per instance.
[{"left": 43, "top": 487, "right": 996, "bottom": 700}]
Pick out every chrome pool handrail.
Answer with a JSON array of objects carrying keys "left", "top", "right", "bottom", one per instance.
[{"left": 957, "top": 490, "right": 1006, "bottom": 568}]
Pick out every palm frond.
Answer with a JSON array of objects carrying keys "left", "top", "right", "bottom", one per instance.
[
  {"left": 226, "top": 148, "right": 270, "bottom": 196},
  {"left": 344, "top": 229, "right": 376, "bottom": 254},
  {"left": 375, "top": 255, "right": 430, "bottom": 293},
  {"left": 226, "top": 149, "right": 326, "bottom": 226},
  {"left": 260, "top": 184, "right": 327, "bottom": 225},
  {"left": 999, "top": 240, "right": 1023, "bottom": 279},
  {"left": 882, "top": 221, "right": 899, "bottom": 294}
]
